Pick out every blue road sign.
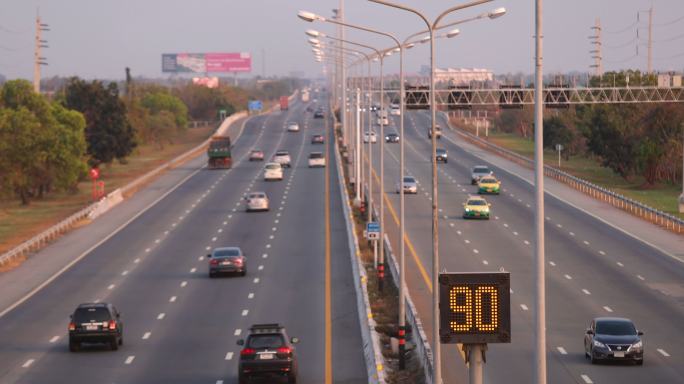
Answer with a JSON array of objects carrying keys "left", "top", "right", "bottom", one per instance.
[
  {"left": 366, "top": 222, "right": 380, "bottom": 240},
  {"left": 248, "top": 100, "right": 263, "bottom": 111}
]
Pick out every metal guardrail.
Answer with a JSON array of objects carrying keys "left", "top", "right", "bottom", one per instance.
[
  {"left": 0, "top": 112, "right": 249, "bottom": 268},
  {"left": 441, "top": 112, "right": 684, "bottom": 234}
]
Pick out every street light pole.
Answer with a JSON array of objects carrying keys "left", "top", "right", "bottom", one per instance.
[
  {"left": 533, "top": 0, "right": 547, "bottom": 383},
  {"left": 369, "top": 1, "right": 493, "bottom": 383}
]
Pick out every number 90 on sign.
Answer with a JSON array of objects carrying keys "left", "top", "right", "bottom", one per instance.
[{"left": 439, "top": 272, "right": 511, "bottom": 344}]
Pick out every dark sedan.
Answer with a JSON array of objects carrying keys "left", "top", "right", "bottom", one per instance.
[
  {"left": 584, "top": 317, "right": 644, "bottom": 365},
  {"left": 311, "top": 134, "right": 325, "bottom": 144},
  {"left": 385, "top": 133, "right": 400, "bottom": 143},
  {"left": 208, "top": 247, "right": 247, "bottom": 277}
]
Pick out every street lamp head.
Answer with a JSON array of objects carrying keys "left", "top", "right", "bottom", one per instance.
[
  {"left": 308, "top": 38, "right": 320, "bottom": 45},
  {"left": 393, "top": 47, "right": 401, "bottom": 53},
  {"left": 488, "top": 7, "right": 507, "bottom": 19},
  {"left": 420, "top": 35, "right": 431, "bottom": 43},
  {"left": 298, "top": 10, "right": 323, "bottom": 22},
  {"left": 305, "top": 29, "right": 321, "bottom": 38},
  {"left": 446, "top": 28, "right": 460, "bottom": 39},
  {"left": 405, "top": 43, "right": 415, "bottom": 49}
]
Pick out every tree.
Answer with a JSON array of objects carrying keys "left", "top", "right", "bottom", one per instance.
[
  {"left": 543, "top": 112, "right": 584, "bottom": 159},
  {"left": 636, "top": 103, "right": 684, "bottom": 185},
  {"left": 0, "top": 80, "right": 87, "bottom": 204},
  {"left": 141, "top": 91, "right": 188, "bottom": 130},
  {"left": 63, "top": 78, "right": 136, "bottom": 166}
]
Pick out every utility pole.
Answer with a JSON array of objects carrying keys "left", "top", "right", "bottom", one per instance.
[
  {"left": 647, "top": 6, "right": 653, "bottom": 74},
  {"left": 589, "top": 18, "right": 602, "bottom": 77},
  {"left": 33, "top": 12, "right": 49, "bottom": 93}
]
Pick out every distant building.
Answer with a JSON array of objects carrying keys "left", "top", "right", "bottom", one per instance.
[
  {"left": 657, "top": 73, "right": 682, "bottom": 87},
  {"left": 419, "top": 66, "right": 494, "bottom": 85}
]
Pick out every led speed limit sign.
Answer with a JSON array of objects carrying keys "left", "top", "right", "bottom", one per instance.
[{"left": 439, "top": 272, "right": 511, "bottom": 344}]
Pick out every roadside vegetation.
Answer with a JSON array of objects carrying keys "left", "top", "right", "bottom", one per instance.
[
  {"left": 453, "top": 70, "right": 684, "bottom": 218},
  {"left": 0, "top": 75, "right": 300, "bottom": 256}
]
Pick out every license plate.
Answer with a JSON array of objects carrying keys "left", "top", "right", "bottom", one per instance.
[
  {"left": 259, "top": 353, "right": 274, "bottom": 360},
  {"left": 85, "top": 325, "right": 98, "bottom": 331},
  {"left": 614, "top": 351, "right": 625, "bottom": 358},
  {"left": 221, "top": 261, "right": 232, "bottom": 265}
]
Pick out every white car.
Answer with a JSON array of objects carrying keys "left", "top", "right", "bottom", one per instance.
[
  {"left": 272, "top": 150, "right": 291, "bottom": 168},
  {"left": 363, "top": 131, "right": 378, "bottom": 143},
  {"left": 245, "top": 192, "right": 269, "bottom": 211},
  {"left": 396, "top": 176, "right": 418, "bottom": 194},
  {"left": 390, "top": 104, "right": 400, "bottom": 115},
  {"left": 308, "top": 152, "right": 326, "bottom": 167},
  {"left": 287, "top": 122, "right": 300, "bottom": 132},
  {"left": 376, "top": 116, "right": 389, "bottom": 126},
  {"left": 264, "top": 162, "right": 283, "bottom": 181}
]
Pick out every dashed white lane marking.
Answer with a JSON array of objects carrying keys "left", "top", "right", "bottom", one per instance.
[
  {"left": 520, "top": 304, "right": 529, "bottom": 311},
  {"left": 157, "top": 313, "right": 165, "bottom": 320},
  {"left": 49, "top": 336, "right": 59, "bottom": 343},
  {"left": 212, "top": 237, "right": 217, "bottom": 242},
  {"left": 122, "top": 270, "right": 129, "bottom": 276},
  {"left": 248, "top": 293, "right": 254, "bottom": 299},
  {"left": 223, "top": 221, "right": 228, "bottom": 225},
  {"left": 503, "top": 223, "right": 509, "bottom": 228},
  {"left": 107, "top": 284, "right": 115, "bottom": 290},
  {"left": 125, "top": 355, "right": 135, "bottom": 365},
  {"left": 494, "top": 216, "right": 499, "bottom": 220},
  {"left": 22, "top": 359, "right": 34, "bottom": 368},
  {"left": 637, "top": 275, "right": 645, "bottom": 281},
  {"left": 155, "top": 239, "right": 160, "bottom": 244},
  {"left": 603, "top": 306, "right": 613, "bottom": 313},
  {"left": 599, "top": 250, "right": 606, "bottom": 255},
  {"left": 94, "top": 298, "right": 100, "bottom": 303},
  {"left": 473, "top": 249, "right": 479, "bottom": 254},
  {"left": 580, "top": 374, "right": 593, "bottom": 384},
  {"left": 181, "top": 281, "right": 187, "bottom": 287},
  {"left": 546, "top": 216, "right": 551, "bottom": 221},
  {"left": 142, "top": 332, "right": 151, "bottom": 340},
  {"left": 464, "top": 239, "right": 470, "bottom": 244},
  {"left": 569, "top": 232, "right": 575, "bottom": 237},
  {"left": 145, "top": 248, "right": 151, "bottom": 253},
  {"left": 262, "top": 254, "right": 268, "bottom": 259},
  {"left": 225, "top": 352, "right": 234, "bottom": 361},
  {"left": 232, "top": 208, "right": 236, "bottom": 212},
  {"left": 241, "top": 309, "right": 249, "bottom": 316},
  {"left": 205, "top": 246, "right": 211, "bottom": 251},
  {"left": 258, "top": 265, "right": 264, "bottom": 271},
  {"left": 169, "top": 296, "right": 177, "bottom": 303},
  {"left": 524, "top": 240, "right": 530, "bottom": 245},
  {"left": 582, "top": 289, "right": 591, "bottom": 295},
  {"left": 510, "top": 288, "right": 514, "bottom": 294},
  {"left": 513, "top": 231, "right": 519, "bottom": 236},
  {"left": 526, "top": 204, "right": 531, "bottom": 208},
  {"left": 164, "top": 230, "right": 169, "bottom": 235},
  {"left": 253, "top": 278, "right": 260, "bottom": 284},
  {"left": 234, "top": 329, "right": 242, "bottom": 336},
  {"left": 443, "top": 215, "right": 448, "bottom": 219},
  {"left": 199, "top": 256, "right": 205, "bottom": 261},
  {"left": 456, "top": 230, "right": 462, "bottom": 235},
  {"left": 134, "top": 258, "right": 140, "bottom": 263},
  {"left": 482, "top": 260, "right": 488, "bottom": 265},
  {"left": 517, "top": 199, "right": 522, "bottom": 203},
  {"left": 449, "top": 223, "right": 455, "bottom": 227},
  {"left": 617, "top": 262, "right": 624, "bottom": 267},
  {"left": 549, "top": 261, "right": 556, "bottom": 266},
  {"left": 557, "top": 347, "right": 567, "bottom": 355},
  {"left": 266, "top": 244, "right": 271, "bottom": 249},
  {"left": 279, "top": 207, "right": 284, "bottom": 211},
  {"left": 583, "top": 240, "right": 590, "bottom": 245},
  {"left": 269, "top": 235, "right": 275, "bottom": 240},
  {"left": 275, "top": 220, "right": 279, "bottom": 224},
  {"left": 564, "top": 274, "right": 572, "bottom": 280},
  {"left": 228, "top": 214, "right": 233, "bottom": 219},
  {"left": 657, "top": 348, "right": 670, "bottom": 357},
  {"left": 190, "top": 268, "right": 197, "bottom": 273},
  {"left": 217, "top": 229, "right": 223, "bottom": 233},
  {"left": 556, "top": 224, "right": 562, "bottom": 228}
]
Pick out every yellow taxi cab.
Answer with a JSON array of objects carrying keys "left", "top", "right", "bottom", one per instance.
[
  {"left": 462, "top": 196, "right": 491, "bottom": 220},
  {"left": 478, "top": 176, "right": 501, "bottom": 195}
]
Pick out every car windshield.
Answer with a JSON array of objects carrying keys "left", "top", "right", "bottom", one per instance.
[
  {"left": 276, "top": 151, "right": 288, "bottom": 156},
  {"left": 468, "top": 200, "right": 487, "bottom": 206},
  {"left": 265, "top": 164, "right": 280, "bottom": 170},
  {"left": 248, "top": 334, "right": 285, "bottom": 349},
  {"left": 474, "top": 167, "right": 490, "bottom": 174},
  {"left": 249, "top": 193, "right": 265, "bottom": 199},
  {"left": 215, "top": 248, "right": 241, "bottom": 257},
  {"left": 73, "top": 307, "right": 111, "bottom": 323},
  {"left": 596, "top": 321, "right": 636, "bottom": 335},
  {"left": 251, "top": 150, "right": 262, "bottom": 154},
  {"left": 481, "top": 178, "right": 497, "bottom": 184},
  {"left": 403, "top": 177, "right": 415, "bottom": 183},
  {"left": 437, "top": 149, "right": 446, "bottom": 154},
  {"left": 309, "top": 153, "right": 323, "bottom": 159}
]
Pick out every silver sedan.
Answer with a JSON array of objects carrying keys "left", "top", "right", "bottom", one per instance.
[{"left": 396, "top": 176, "right": 418, "bottom": 194}]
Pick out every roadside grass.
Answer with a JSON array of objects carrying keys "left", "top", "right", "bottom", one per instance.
[
  {"left": 0, "top": 125, "right": 215, "bottom": 255},
  {"left": 465, "top": 127, "right": 684, "bottom": 219}
]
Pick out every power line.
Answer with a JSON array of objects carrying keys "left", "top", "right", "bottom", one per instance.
[
  {"left": 604, "top": 20, "right": 639, "bottom": 34},
  {"left": 604, "top": 37, "right": 638, "bottom": 49},
  {"left": 652, "top": 32, "right": 684, "bottom": 43},
  {"left": 655, "top": 51, "right": 684, "bottom": 60},
  {"left": 653, "top": 14, "right": 684, "bottom": 27},
  {"left": 604, "top": 54, "right": 638, "bottom": 63}
]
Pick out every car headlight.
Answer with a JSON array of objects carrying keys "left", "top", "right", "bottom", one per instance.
[
  {"left": 593, "top": 340, "right": 607, "bottom": 349},
  {"left": 631, "top": 341, "right": 642, "bottom": 350},
  {"left": 465, "top": 208, "right": 471, "bottom": 212}
]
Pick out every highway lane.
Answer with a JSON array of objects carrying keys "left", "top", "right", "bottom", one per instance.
[
  {"left": 0, "top": 98, "right": 367, "bottom": 384},
  {"left": 366, "top": 110, "right": 684, "bottom": 383}
]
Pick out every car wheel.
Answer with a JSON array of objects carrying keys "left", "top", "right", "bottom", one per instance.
[
  {"left": 636, "top": 359, "right": 643, "bottom": 366},
  {"left": 110, "top": 337, "right": 119, "bottom": 351},
  {"left": 209, "top": 272, "right": 215, "bottom": 278},
  {"left": 241, "top": 270, "right": 247, "bottom": 277},
  {"left": 445, "top": 160, "right": 448, "bottom": 163},
  {"left": 69, "top": 338, "right": 79, "bottom": 352},
  {"left": 119, "top": 335, "right": 123, "bottom": 346},
  {"left": 589, "top": 350, "right": 597, "bottom": 365}
]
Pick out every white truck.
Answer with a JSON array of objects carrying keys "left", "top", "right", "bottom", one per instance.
[{"left": 301, "top": 90, "right": 310, "bottom": 102}]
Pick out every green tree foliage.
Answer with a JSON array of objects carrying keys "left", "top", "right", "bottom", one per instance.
[
  {"left": 543, "top": 112, "right": 584, "bottom": 158},
  {"left": 141, "top": 91, "right": 188, "bottom": 129},
  {"left": 636, "top": 104, "right": 684, "bottom": 185},
  {"left": 173, "top": 84, "right": 238, "bottom": 121},
  {"left": 63, "top": 78, "right": 136, "bottom": 166},
  {"left": 0, "top": 80, "right": 87, "bottom": 205},
  {"left": 589, "top": 70, "right": 657, "bottom": 87}
]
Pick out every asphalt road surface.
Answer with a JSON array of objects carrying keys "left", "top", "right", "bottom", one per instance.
[{"left": 0, "top": 97, "right": 367, "bottom": 384}]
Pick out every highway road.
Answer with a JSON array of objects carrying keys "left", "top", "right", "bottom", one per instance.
[
  {"left": 0, "top": 98, "right": 367, "bottom": 384},
  {"left": 366, "top": 109, "right": 684, "bottom": 383}
]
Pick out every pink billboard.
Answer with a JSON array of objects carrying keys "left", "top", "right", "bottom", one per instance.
[{"left": 205, "top": 53, "right": 252, "bottom": 73}]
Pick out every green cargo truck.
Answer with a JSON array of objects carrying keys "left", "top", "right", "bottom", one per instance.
[{"left": 207, "top": 136, "right": 232, "bottom": 169}]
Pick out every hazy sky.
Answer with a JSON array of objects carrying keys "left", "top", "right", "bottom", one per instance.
[{"left": 1, "top": 0, "right": 682, "bottom": 81}]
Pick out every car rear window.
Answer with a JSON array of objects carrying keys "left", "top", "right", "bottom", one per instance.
[
  {"left": 403, "top": 177, "right": 415, "bottom": 183},
  {"left": 249, "top": 193, "right": 265, "bottom": 199},
  {"left": 481, "top": 178, "right": 496, "bottom": 183},
  {"left": 276, "top": 151, "right": 289, "bottom": 156},
  {"left": 437, "top": 149, "right": 446, "bottom": 154},
  {"left": 74, "top": 307, "right": 111, "bottom": 323},
  {"left": 309, "top": 153, "right": 323, "bottom": 159},
  {"left": 596, "top": 321, "right": 636, "bottom": 335},
  {"left": 474, "top": 167, "right": 490, "bottom": 173},
  {"left": 248, "top": 334, "right": 285, "bottom": 349},
  {"left": 215, "top": 248, "right": 241, "bottom": 257},
  {"left": 468, "top": 200, "right": 487, "bottom": 206},
  {"left": 266, "top": 164, "right": 281, "bottom": 170}
]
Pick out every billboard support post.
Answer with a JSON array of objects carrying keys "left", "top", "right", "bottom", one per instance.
[{"left": 466, "top": 344, "right": 486, "bottom": 384}]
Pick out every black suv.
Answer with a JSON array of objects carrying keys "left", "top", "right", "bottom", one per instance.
[
  {"left": 237, "top": 324, "right": 299, "bottom": 383},
  {"left": 68, "top": 303, "right": 123, "bottom": 352}
]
